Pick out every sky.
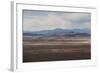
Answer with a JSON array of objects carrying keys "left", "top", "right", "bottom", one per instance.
[{"left": 23, "top": 10, "right": 91, "bottom": 32}]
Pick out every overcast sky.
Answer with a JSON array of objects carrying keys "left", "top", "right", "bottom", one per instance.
[{"left": 23, "top": 10, "right": 91, "bottom": 32}]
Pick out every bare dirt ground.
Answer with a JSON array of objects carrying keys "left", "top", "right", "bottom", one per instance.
[{"left": 23, "top": 37, "right": 91, "bottom": 62}]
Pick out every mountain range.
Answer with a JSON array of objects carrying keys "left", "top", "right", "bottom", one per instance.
[{"left": 23, "top": 28, "right": 90, "bottom": 37}]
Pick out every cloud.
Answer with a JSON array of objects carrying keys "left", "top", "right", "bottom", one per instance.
[{"left": 23, "top": 10, "right": 91, "bottom": 31}]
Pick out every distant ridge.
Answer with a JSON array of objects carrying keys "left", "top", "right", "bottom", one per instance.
[{"left": 23, "top": 28, "right": 90, "bottom": 37}]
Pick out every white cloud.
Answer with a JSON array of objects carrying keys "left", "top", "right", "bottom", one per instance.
[{"left": 23, "top": 11, "right": 91, "bottom": 31}]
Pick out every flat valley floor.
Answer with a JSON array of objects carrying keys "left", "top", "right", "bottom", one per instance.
[{"left": 23, "top": 37, "right": 91, "bottom": 62}]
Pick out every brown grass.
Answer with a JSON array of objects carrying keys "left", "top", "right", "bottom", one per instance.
[{"left": 23, "top": 38, "right": 91, "bottom": 62}]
